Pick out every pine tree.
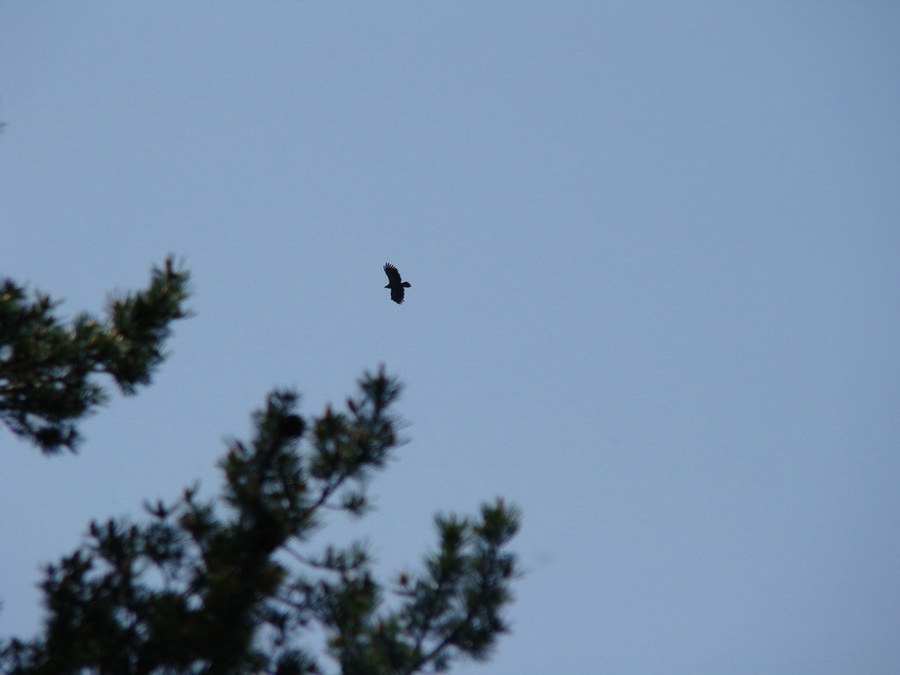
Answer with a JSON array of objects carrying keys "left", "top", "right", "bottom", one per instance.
[
  {"left": 1, "top": 369, "right": 521, "bottom": 674},
  {"left": 0, "top": 257, "right": 191, "bottom": 454}
]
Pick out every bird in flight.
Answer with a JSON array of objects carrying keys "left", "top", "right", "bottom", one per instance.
[{"left": 383, "top": 263, "right": 411, "bottom": 304}]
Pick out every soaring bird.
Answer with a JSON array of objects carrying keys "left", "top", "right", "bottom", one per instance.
[{"left": 383, "top": 263, "right": 411, "bottom": 304}]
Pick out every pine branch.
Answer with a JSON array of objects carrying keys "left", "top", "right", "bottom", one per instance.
[{"left": 0, "top": 257, "right": 191, "bottom": 454}]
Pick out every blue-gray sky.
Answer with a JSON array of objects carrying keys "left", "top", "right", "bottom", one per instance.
[{"left": 2, "top": 4, "right": 899, "bottom": 673}]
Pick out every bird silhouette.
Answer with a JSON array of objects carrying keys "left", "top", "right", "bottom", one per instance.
[{"left": 383, "top": 263, "right": 411, "bottom": 304}]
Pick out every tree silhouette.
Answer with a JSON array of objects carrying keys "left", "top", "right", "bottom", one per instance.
[
  {"left": 0, "top": 258, "right": 191, "bottom": 454},
  {"left": 1, "top": 369, "right": 521, "bottom": 674},
  {"left": 0, "top": 261, "right": 520, "bottom": 671}
]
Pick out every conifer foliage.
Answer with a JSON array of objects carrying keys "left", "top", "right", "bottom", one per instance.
[
  {"left": 0, "top": 258, "right": 191, "bottom": 454},
  {"left": 1, "top": 369, "right": 521, "bottom": 674}
]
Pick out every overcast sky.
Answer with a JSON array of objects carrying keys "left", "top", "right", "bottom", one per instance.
[{"left": 2, "top": 4, "right": 899, "bottom": 673}]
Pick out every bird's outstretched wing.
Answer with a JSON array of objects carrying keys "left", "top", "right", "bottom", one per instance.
[{"left": 384, "top": 263, "right": 402, "bottom": 285}]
